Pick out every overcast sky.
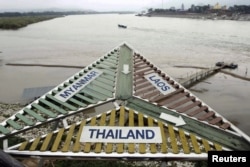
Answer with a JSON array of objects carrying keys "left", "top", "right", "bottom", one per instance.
[{"left": 0, "top": 0, "right": 250, "bottom": 12}]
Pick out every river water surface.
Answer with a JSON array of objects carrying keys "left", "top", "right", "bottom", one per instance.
[{"left": 0, "top": 14, "right": 250, "bottom": 135}]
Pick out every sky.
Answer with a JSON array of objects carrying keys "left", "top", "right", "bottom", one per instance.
[{"left": 0, "top": 0, "right": 250, "bottom": 12}]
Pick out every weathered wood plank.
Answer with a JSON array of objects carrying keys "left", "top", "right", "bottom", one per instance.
[
  {"left": 98, "top": 68, "right": 116, "bottom": 76},
  {"left": 148, "top": 117, "right": 157, "bottom": 154},
  {"left": 91, "top": 80, "right": 114, "bottom": 92},
  {"left": 134, "top": 64, "right": 152, "bottom": 72},
  {"left": 84, "top": 117, "right": 96, "bottom": 153},
  {"left": 178, "top": 129, "right": 190, "bottom": 154},
  {"left": 220, "top": 123, "right": 231, "bottom": 129},
  {"left": 168, "top": 96, "right": 195, "bottom": 109},
  {"left": 75, "top": 93, "right": 97, "bottom": 104},
  {"left": 32, "top": 103, "right": 57, "bottom": 118},
  {"left": 68, "top": 98, "right": 87, "bottom": 107},
  {"left": 134, "top": 82, "right": 152, "bottom": 91},
  {"left": 98, "top": 73, "right": 115, "bottom": 83},
  {"left": 15, "top": 113, "right": 34, "bottom": 126},
  {"left": 107, "top": 54, "right": 118, "bottom": 61},
  {"left": 103, "top": 58, "right": 117, "bottom": 66},
  {"left": 190, "top": 134, "right": 201, "bottom": 154},
  {"left": 24, "top": 108, "right": 46, "bottom": 122},
  {"left": 73, "top": 120, "right": 86, "bottom": 152},
  {"left": 100, "top": 59, "right": 117, "bottom": 68},
  {"left": 187, "top": 106, "right": 207, "bottom": 116},
  {"left": 19, "top": 141, "right": 28, "bottom": 151},
  {"left": 177, "top": 101, "right": 201, "bottom": 113},
  {"left": 30, "top": 137, "right": 41, "bottom": 151},
  {"left": 117, "top": 107, "right": 125, "bottom": 153},
  {"left": 142, "top": 89, "right": 160, "bottom": 100},
  {"left": 134, "top": 68, "right": 154, "bottom": 76},
  {"left": 202, "top": 139, "right": 211, "bottom": 152},
  {"left": 168, "top": 125, "right": 179, "bottom": 154},
  {"left": 95, "top": 77, "right": 115, "bottom": 86},
  {"left": 6, "top": 120, "right": 22, "bottom": 130},
  {"left": 138, "top": 113, "right": 146, "bottom": 154},
  {"left": 158, "top": 92, "right": 189, "bottom": 106},
  {"left": 158, "top": 122, "right": 167, "bottom": 153},
  {"left": 62, "top": 124, "right": 76, "bottom": 152},
  {"left": 81, "top": 88, "right": 108, "bottom": 101},
  {"left": 134, "top": 78, "right": 147, "bottom": 85},
  {"left": 198, "top": 111, "right": 215, "bottom": 121},
  {"left": 134, "top": 86, "right": 155, "bottom": 96},
  {"left": 153, "top": 88, "right": 184, "bottom": 103},
  {"left": 87, "top": 84, "right": 113, "bottom": 97},
  {"left": 40, "top": 133, "right": 53, "bottom": 151},
  {"left": 128, "top": 109, "right": 135, "bottom": 154},
  {"left": 51, "top": 128, "right": 64, "bottom": 152},
  {"left": 106, "top": 110, "right": 116, "bottom": 153},
  {"left": 209, "top": 117, "right": 222, "bottom": 125},
  {"left": 0, "top": 125, "right": 10, "bottom": 135},
  {"left": 95, "top": 114, "right": 106, "bottom": 153},
  {"left": 39, "top": 99, "right": 67, "bottom": 115},
  {"left": 214, "top": 143, "right": 222, "bottom": 151}
]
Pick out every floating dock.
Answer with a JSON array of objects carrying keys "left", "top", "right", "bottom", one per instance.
[
  {"left": 179, "top": 66, "right": 222, "bottom": 88},
  {"left": 0, "top": 43, "right": 250, "bottom": 166}
]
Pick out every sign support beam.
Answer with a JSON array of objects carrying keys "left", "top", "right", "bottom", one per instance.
[{"left": 115, "top": 44, "right": 133, "bottom": 100}]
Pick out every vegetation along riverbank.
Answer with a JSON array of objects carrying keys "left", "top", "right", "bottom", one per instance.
[
  {"left": 0, "top": 11, "right": 87, "bottom": 30},
  {"left": 0, "top": 14, "right": 62, "bottom": 30},
  {"left": 0, "top": 11, "right": 133, "bottom": 30}
]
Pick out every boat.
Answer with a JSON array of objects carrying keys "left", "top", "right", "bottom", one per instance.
[
  {"left": 228, "top": 63, "right": 238, "bottom": 69},
  {"left": 215, "top": 61, "right": 238, "bottom": 69},
  {"left": 215, "top": 61, "right": 225, "bottom": 67},
  {"left": 118, "top": 24, "right": 127, "bottom": 28}
]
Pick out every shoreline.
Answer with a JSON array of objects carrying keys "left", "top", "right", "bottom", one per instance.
[
  {"left": 5, "top": 63, "right": 85, "bottom": 69},
  {"left": 0, "top": 15, "right": 63, "bottom": 30},
  {"left": 144, "top": 13, "right": 250, "bottom": 21}
]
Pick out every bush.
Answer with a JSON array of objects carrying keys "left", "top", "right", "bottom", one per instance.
[{"left": 0, "top": 16, "right": 60, "bottom": 29}]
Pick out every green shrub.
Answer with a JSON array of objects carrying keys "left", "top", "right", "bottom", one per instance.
[{"left": 0, "top": 16, "right": 60, "bottom": 29}]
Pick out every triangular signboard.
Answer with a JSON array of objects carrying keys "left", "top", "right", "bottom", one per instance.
[
  {"left": 7, "top": 106, "right": 224, "bottom": 160},
  {"left": 1, "top": 43, "right": 250, "bottom": 162}
]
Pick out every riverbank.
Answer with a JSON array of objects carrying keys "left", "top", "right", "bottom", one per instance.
[
  {"left": 145, "top": 12, "right": 250, "bottom": 21},
  {"left": 0, "top": 15, "right": 63, "bottom": 30}
]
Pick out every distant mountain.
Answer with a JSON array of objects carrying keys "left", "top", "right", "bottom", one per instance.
[{"left": 0, "top": 8, "right": 96, "bottom": 13}]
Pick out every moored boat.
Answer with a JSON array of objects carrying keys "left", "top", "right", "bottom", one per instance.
[{"left": 118, "top": 24, "right": 127, "bottom": 28}]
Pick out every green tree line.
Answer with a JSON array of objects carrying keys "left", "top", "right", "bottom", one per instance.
[{"left": 0, "top": 15, "right": 61, "bottom": 29}]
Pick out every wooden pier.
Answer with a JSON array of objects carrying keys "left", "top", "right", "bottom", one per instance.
[{"left": 179, "top": 66, "right": 222, "bottom": 88}]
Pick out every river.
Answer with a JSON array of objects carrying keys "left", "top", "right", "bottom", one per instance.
[{"left": 0, "top": 14, "right": 250, "bottom": 135}]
